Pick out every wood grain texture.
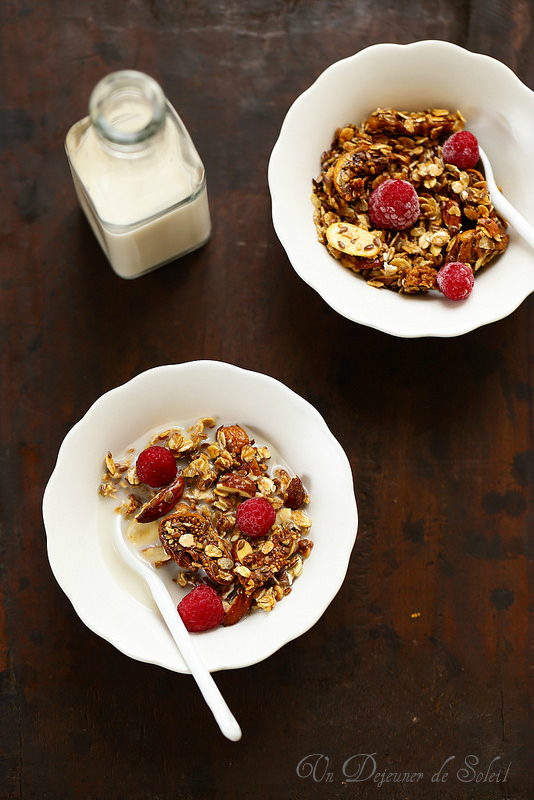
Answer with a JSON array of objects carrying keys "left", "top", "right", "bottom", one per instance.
[{"left": 1, "top": 1, "right": 533, "bottom": 798}]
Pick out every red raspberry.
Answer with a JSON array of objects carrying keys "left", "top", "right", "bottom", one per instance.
[
  {"left": 437, "top": 261, "right": 475, "bottom": 300},
  {"left": 236, "top": 497, "right": 276, "bottom": 538},
  {"left": 178, "top": 585, "right": 224, "bottom": 632},
  {"left": 442, "top": 130, "right": 479, "bottom": 169},
  {"left": 368, "top": 179, "right": 420, "bottom": 230},
  {"left": 136, "top": 445, "right": 177, "bottom": 488}
]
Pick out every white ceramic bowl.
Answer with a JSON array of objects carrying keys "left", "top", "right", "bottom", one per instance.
[
  {"left": 43, "top": 361, "right": 357, "bottom": 673},
  {"left": 268, "top": 40, "right": 534, "bottom": 337}
]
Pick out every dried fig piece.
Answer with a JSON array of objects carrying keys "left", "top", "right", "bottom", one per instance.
[
  {"left": 135, "top": 475, "right": 185, "bottom": 523},
  {"left": 159, "top": 509, "right": 234, "bottom": 585},
  {"left": 333, "top": 148, "right": 389, "bottom": 202},
  {"left": 159, "top": 509, "right": 210, "bottom": 558},
  {"left": 236, "top": 528, "right": 301, "bottom": 592},
  {"left": 217, "top": 425, "right": 250, "bottom": 454}
]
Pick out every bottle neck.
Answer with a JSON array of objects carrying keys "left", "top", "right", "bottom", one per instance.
[{"left": 89, "top": 70, "right": 166, "bottom": 154}]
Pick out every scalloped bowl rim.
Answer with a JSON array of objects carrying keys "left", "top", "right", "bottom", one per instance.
[
  {"left": 42, "top": 361, "right": 358, "bottom": 673},
  {"left": 268, "top": 40, "right": 534, "bottom": 337}
]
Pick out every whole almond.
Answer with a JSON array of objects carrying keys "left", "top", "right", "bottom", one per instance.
[
  {"left": 285, "top": 476, "right": 305, "bottom": 510},
  {"left": 223, "top": 591, "right": 252, "bottom": 626},
  {"left": 216, "top": 473, "right": 256, "bottom": 498},
  {"left": 135, "top": 475, "right": 185, "bottom": 523}
]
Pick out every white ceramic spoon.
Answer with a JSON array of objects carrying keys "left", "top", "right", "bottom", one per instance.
[
  {"left": 114, "top": 524, "right": 242, "bottom": 742},
  {"left": 478, "top": 145, "right": 534, "bottom": 250}
]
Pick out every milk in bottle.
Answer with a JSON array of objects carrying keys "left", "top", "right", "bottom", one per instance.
[{"left": 65, "top": 70, "right": 211, "bottom": 278}]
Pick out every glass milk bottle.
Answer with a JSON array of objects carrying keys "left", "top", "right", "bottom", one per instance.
[{"left": 65, "top": 70, "right": 211, "bottom": 278}]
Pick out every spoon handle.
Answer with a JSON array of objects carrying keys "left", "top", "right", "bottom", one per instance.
[
  {"left": 146, "top": 571, "right": 242, "bottom": 742},
  {"left": 478, "top": 147, "right": 534, "bottom": 250},
  {"left": 489, "top": 189, "right": 534, "bottom": 250}
]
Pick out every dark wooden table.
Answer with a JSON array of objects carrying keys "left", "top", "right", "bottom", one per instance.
[{"left": 2, "top": 2, "right": 533, "bottom": 798}]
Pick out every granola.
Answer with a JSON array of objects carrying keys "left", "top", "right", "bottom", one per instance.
[
  {"left": 312, "top": 108, "right": 509, "bottom": 293},
  {"left": 99, "top": 419, "right": 312, "bottom": 627}
]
